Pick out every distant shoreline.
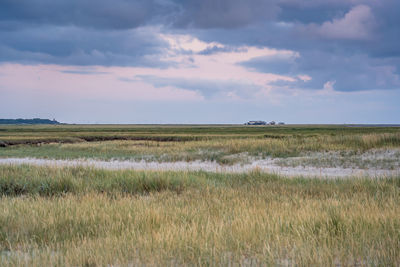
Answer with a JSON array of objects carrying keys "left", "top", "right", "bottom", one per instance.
[
  {"left": 0, "top": 121, "right": 399, "bottom": 127},
  {"left": 0, "top": 118, "right": 60, "bottom": 125}
]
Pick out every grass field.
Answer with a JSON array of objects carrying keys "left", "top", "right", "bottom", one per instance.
[
  {"left": 1, "top": 165, "right": 399, "bottom": 266},
  {"left": 0, "top": 125, "right": 400, "bottom": 266},
  {"left": 1, "top": 125, "right": 400, "bottom": 165}
]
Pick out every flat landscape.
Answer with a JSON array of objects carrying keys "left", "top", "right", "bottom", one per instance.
[{"left": 1, "top": 124, "right": 400, "bottom": 265}]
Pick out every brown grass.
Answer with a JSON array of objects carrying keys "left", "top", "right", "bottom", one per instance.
[{"left": 0, "top": 165, "right": 399, "bottom": 266}]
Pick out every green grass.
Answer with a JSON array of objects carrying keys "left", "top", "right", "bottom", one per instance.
[
  {"left": 277, "top": 150, "right": 400, "bottom": 170},
  {"left": 0, "top": 165, "right": 399, "bottom": 266},
  {"left": 0, "top": 165, "right": 200, "bottom": 196},
  {"left": 1, "top": 125, "right": 400, "bottom": 164},
  {"left": 1, "top": 124, "right": 399, "bottom": 143}
]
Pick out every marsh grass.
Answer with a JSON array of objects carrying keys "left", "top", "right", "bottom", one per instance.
[
  {"left": 276, "top": 149, "right": 400, "bottom": 170},
  {"left": 0, "top": 165, "right": 399, "bottom": 266},
  {"left": 0, "top": 165, "right": 201, "bottom": 196},
  {"left": 1, "top": 125, "right": 400, "bottom": 265},
  {"left": 1, "top": 132, "right": 400, "bottom": 165}
]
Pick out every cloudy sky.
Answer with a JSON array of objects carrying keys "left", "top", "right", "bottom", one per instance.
[{"left": 1, "top": 0, "right": 399, "bottom": 124}]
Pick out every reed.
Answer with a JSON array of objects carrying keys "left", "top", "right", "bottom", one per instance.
[
  {"left": 1, "top": 132, "right": 399, "bottom": 164},
  {"left": 0, "top": 165, "right": 399, "bottom": 266}
]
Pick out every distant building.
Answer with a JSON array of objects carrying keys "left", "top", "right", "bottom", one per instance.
[
  {"left": 278, "top": 122, "right": 285, "bottom": 125},
  {"left": 245, "top": 120, "right": 267, "bottom": 125},
  {"left": 269, "top": 121, "right": 276, "bottom": 125}
]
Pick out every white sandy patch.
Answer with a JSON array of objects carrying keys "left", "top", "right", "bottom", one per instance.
[{"left": 0, "top": 157, "right": 399, "bottom": 178}]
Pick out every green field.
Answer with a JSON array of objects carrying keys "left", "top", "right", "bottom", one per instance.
[{"left": 0, "top": 125, "right": 400, "bottom": 266}]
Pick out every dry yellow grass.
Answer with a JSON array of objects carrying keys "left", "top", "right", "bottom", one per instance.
[
  {"left": 0, "top": 166, "right": 399, "bottom": 266},
  {"left": 1, "top": 126, "right": 400, "bottom": 266}
]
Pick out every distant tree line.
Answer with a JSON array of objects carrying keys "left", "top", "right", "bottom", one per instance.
[{"left": 0, "top": 118, "right": 60, "bottom": 125}]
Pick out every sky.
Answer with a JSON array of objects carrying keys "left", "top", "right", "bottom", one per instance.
[{"left": 0, "top": 0, "right": 399, "bottom": 124}]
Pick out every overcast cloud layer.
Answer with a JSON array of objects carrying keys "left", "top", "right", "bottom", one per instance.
[{"left": 0, "top": 0, "right": 399, "bottom": 123}]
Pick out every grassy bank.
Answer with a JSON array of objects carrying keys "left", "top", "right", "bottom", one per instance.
[
  {"left": 1, "top": 124, "right": 399, "bottom": 145},
  {"left": 1, "top": 165, "right": 399, "bottom": 266},
  {"left": 1, "top": 129, "right": 400, "bottom": 164}
]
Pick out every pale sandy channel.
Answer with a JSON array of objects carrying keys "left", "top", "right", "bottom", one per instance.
[{"left": 0, "top": 157, "right": 399, "bottom": 178}]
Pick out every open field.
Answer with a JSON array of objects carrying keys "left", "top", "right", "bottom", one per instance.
[
  {"left": 1, "top": 125, "right": 400, "bottom": 265},
  {"left": 1, "top": 165, "right": 399, "bottom": 266}
]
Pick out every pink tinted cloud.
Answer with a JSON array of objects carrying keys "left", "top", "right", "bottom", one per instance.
[
  {"left": 0, "top": 64, "right": 202, "bottom": 102},
  {"left": 0, "top": 34, "right": 299, "bottom": 103},
  {"left": 116, "top": 35, "right": 297, "bottom": 97},
  {"left": 301, "top": 5, "right": 376, "bottom": 40}
]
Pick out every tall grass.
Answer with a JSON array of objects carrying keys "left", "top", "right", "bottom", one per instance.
[
  {"left": 1, "top": 132, "right": 400, "bottom": 164},
  {"left": 0, "top": 165, "right": 399, "bottom": 266},
  {"left": 1, "top": 125, "right": 400, "bottom": 265},
  {"left": 0, "top": 165, "right": 201, "bottom": 196}
]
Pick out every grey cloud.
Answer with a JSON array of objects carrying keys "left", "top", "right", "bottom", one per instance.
[
  {"left": 60, "top": 70, "right": 109, "bottom": 75},
  {"left": 0, "top": 0, "right": 379, "bottom": 31},
  {"left": 0, "top": 0, "right": 167, "bottom": 30},
  {"left": 239, "top": 53, "right": 298, "bottom": 74},
  {"left": 171, "top": 0, "right": 379, "bottom": 29},
  {"left": 134, "top": 75, "right": 260, "bottom": 98},
  {"left": 172, "top": 0, "right": 280, "bottom": 29},
  {"left": 198, "top": 45, "right": 245, "bottom": 55},
  {"left": 259, "top": 52, "right": 400, "bottom": 91},
  {"left": 189, "top": 0, "right": 400, "bottom": 92},
  {"left": 0, "top": 25, "right": 174, "bottom": 67},
  {"left": 0, "top": 0, "right": 399, "bottom": 94},
  {"left": 277, "top": 0, "right": 375, "bottom": 22},
  {"left": 192, "top": 0, "right": 399, "bottom": 54},
  {"left": 170, "top": 0, "right": 374, "bottom": 29},
  {"left": 298, "top": 5, "right": 376, "bottom": 40}
]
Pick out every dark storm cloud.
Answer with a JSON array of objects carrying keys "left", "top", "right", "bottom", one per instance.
[
  {"left": 0, "top": 0, "right": 178, "bottom": 66},
  {"left": 192, "top": 0, "right": 400, "bottom": 91},
  {"left": 0, "top": 0, "right": 378, "bottom": 30},
  {"left": 0, "top": 25, "right": 174, "bottom": 67},
  {"left": 170, "top": 0, "right": 382, "bottom": 29},
  {"left": 0, "top": 0, "right": 168, "bottom": 30},
  {"left": 261, "top": 52, "right": 400, "bottom": 92},
  {"left": 241, "top": 50, "right": 400, "bottom": 91},
  {"left": 276, "top": 0, "right": 376, "bottom": 23},
  {"left": 172, "top": 0, "right": 280, "bottom": 28},
  {"left": 0, "top": 0, "right": 399, "bottom": 92}
]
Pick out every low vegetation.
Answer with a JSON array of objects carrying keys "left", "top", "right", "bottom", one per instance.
[
  {"left": 276, "top": 150, "right": 400, "bottom": 170},
  {"left": 0, "top": 165, "right": 399, "bottom": 266},
  {"left": 1, "top": 125, "right": 399, "bottom": 266},
  {"left": 1, "top": 125, "right": 400, "bottom": 165}
]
